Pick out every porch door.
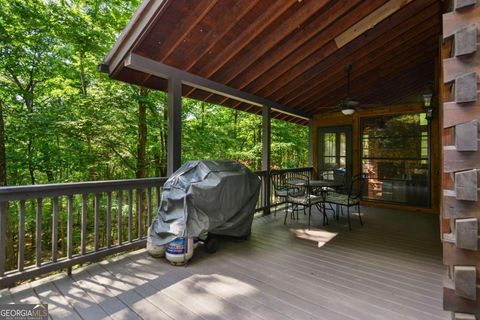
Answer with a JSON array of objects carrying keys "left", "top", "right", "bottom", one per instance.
[{"left": 318, "top": 126, "right": 352, "bottom": 182}]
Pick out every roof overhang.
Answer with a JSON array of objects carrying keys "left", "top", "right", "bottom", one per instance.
[{"left": 104, "top": 0, "right": 442, "bottom": 124}]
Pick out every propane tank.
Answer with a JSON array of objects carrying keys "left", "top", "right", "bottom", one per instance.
[
  {"left": 146, "top": 238, "right": 166, "bottom": 258},
  {"left": 165, "top": 237, "right": 194, "bottom": 266}
]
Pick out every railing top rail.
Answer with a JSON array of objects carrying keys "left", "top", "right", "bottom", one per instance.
[
  {"left": 0, "top": 177, "right": 168, "bottom": 202},
  {"left": 270, "top": 167, "right": 313, "bottom": 175},
  {"left": 0, "top": 167, "right": 312, "bottom": 202}
]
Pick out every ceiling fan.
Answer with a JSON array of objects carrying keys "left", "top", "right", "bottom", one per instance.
[
  {"left": 323, "top": 64, "right": 381, "bottom": 114},
  {"left": 337, "top": 64, "right": 359, "bottom": 115}
]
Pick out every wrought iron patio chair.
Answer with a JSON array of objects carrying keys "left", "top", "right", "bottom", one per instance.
[
  {"left": 271, "top": 172, "right": 301, "bottom": 217},
  {"left": 323, "top": 173, "right": 367, "bottom": 231},
  {"left": 285, "top": 174, "right": 326, "bottom": 228}
]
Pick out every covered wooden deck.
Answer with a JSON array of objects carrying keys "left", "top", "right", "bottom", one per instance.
[{"left": 0, "top": 207, "right": 448, "bottom": 320}]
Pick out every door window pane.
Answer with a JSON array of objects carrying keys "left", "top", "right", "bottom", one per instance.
[
  {"left": 323, "top": 133, "right": 336, "bottom": 158},
  {"left": 340, "top": 132, "right": 346, "bottom": 157}
]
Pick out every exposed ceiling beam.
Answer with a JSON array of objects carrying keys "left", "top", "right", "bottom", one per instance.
[
  {"left": 334, "top": 0, "right": 413, "bottom": 48},
  {"left": 124, "top": 53, "right": 311, "bottom": 120}
]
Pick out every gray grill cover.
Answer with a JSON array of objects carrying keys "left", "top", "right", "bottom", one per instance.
[{"left": 148, "top": 160, "right": 261, "bottom": 246}]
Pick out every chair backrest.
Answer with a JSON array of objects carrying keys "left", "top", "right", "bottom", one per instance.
[
  {"left": 333, "top": 168, "right": 346, "bottom": 184},
  {"left": 319, "top": 169, "right": 334, "bottom": 181},
  {"left": 270, "top": 172, "right": 287, "bottom": 191},
  {"left": 348, "top": 173, "right": 368, "bottom": 199},
  {"left": 285, "top": 173, "right": 310, "bottom": 197}
]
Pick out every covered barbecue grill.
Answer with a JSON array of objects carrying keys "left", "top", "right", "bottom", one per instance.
[{"left": 147, "top": 160, "right": 261, "bottom": 249}]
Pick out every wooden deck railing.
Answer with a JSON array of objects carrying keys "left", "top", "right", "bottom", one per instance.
[
  {"left": 255, "top": 167, "right": 313, "bottom": 212},
  {"left": 0, "top": 167, "right": 313, "bottom": 288},
  {"left": 0, "top": 178, "right": 166, "bottom": 288}
]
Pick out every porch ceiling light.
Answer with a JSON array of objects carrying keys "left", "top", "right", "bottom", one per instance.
[
  {"left": 341, "top": 107, "right": 355, "bottom": 115},
  {"left": 422, "top": 93, "right": 434, "bottom": 121}
]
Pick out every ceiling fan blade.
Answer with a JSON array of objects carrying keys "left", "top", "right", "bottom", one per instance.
[{"left": 346, "top": 100, "right": 359, "bottom": 107}]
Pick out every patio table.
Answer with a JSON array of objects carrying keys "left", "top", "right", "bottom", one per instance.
[{"left": 285, "top": 178, "right": 343, "bottom": 226}]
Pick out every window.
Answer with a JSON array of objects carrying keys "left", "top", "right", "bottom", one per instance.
[{"left": 361, "top": 113, "right": 430, "bottom": 207}]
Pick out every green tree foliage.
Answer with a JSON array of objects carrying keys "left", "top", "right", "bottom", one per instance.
[
  {"left": 0, "top": 0, "right": 309, "bottom": 273},
  {"left": 0, "top": 0, "right": 308, "bottom": 186}
]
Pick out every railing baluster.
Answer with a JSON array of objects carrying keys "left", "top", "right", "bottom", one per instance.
[
  {"left": 0, "top": 202, "right": 7, "bottom": 276},
  {"left": 0, "top": 177, "right": 168, "bottom": 288},
  {"left": 117, "top": 191, "right": 123, "bottom": 245},
  {"left": 67, "top": 195, "right": 73, "bottom": 276},
  {"left": 81, "top": 194, "right": 87, "bottom": 255},
  {"left": 18, "top": 200, "right": 25, "bottom": 271},
  {"left": 67, "top": 196, "right": 73, "bottom": 259},
  {"left": 52, "top": 197, "right": 59, "bottom": 262},
  {"left": 94, "top": 193, "right": 100, "bottom": 251},
  {"left": 106, "top": 192, "right": 111, "bottom": 248},
  {"left": 147, "top": 187, "right": 152, "bottom": 227},
  {"left": 36, "top": 198, "right": 42, "bottom": 267},
  {"left": 128, "top": 189, "right": 133, "bottom": 242},
  {"left": 155, "top": 186, "right": 161, "bottom": 208},
  {"left": 138, "top": 189, "right": 143, "bottom": 240}
]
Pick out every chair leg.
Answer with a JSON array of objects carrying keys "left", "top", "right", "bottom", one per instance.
[
  {"left": 284, "top": 209, "right": 288, "bottom": 225},
  {"left": 308, "top": 205, "right": 311, "bottom": 230},
  {"left": 347, "top": 205, "right": 351, "bottom": 231},
  {"left": 358, "top": 203, "right": 363, "bottom": 226},
  {"left": 322, "top": 202, "right": 328, "bottom": 226}
]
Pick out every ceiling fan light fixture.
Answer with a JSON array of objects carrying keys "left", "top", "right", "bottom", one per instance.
[{"left": 341, "top": 107, "right": 355, "bottom": 115}]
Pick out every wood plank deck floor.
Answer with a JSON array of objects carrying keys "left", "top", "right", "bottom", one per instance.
[{"left": 0, "top": 206, "right": 449, "bottom": 320}]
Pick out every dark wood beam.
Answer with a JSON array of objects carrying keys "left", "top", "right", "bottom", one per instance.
[{"left": 125, "top": 53, "right": 311, "bottom": 119}]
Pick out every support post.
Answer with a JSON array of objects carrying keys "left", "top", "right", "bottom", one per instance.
[
  {"left": 262, "top": 106, "right": 271, "bottom": 215},
  {"left": 308, "top": 119, "right": 314, "bottom": 168},
  {"left": 167, "top": 77, "right": 182, "bottom": 176}
]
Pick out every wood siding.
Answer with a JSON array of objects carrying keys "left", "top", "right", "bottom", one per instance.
[{"left": 441, "top": 1, "right": 480, "bottom": 318}]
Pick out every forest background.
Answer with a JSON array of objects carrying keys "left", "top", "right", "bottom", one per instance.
[{"left": 0, "top": 0, "right": 308, "bottom": 188}]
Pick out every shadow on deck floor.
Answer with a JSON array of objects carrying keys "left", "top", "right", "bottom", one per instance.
[{"left": 0, "top": 206, "right": 449, "bottom": 320}]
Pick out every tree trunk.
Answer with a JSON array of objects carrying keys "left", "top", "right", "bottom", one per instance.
[
  {"left": 256, "top": 124, "right": 262, "bottom": 171},
  {"left": 0, "top": 100, "right": 7, "bottom": 186},
  {"left": 0, "top": 100, "right": 13, "bottom": 269},
  {"left": 79, "top": 52, "right": 87, "bottom": 96},
  {"left": 136, "top": 87, "right": 148, "bottom": 179}
]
